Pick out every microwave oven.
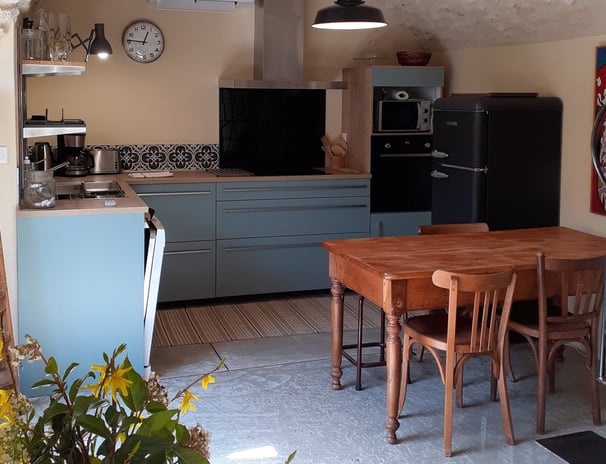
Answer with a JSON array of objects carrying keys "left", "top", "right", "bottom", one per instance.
[{"left": 374, "top": 99, "right": 431, "bottom": 133}]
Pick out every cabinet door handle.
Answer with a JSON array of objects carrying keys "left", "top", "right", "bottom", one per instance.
[
  {"left": 222, "top": 242, "right": 322, "bottom": 252},
  {"left": 165, "top": 249, "right": 212, "bottom": 256},
  {"left": 222, "top": 204, "right": 368, "bottom": 214},
  {"left": 138, "top": 191, "right": 212, "bottom": 197},
  {"left": 222, "top": 185, "right": 366, "bottom": 193}
]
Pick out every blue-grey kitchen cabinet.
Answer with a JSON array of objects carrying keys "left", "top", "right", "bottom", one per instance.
[
  {"left": 132, "top": 183, "right": 216, "bottom": 302},
  {"left": 17, "top": 212, "right": 144, "bottom": 397},
  {"left": 216, "top": 178, "right": 370, "bottom": 297}
]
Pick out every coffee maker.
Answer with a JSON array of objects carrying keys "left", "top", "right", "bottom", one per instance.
[{"left": 56, "top": 133, "right": 93, "bottom": 176}]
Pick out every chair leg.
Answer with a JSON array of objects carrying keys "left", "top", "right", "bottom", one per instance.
[
  {"left": 443, "top": 352, "right": 455, "bottom": 457},
  {"left": 455, "top": 360, "right": 464, "bottom": 408},
  {"left": 497, "top": 365, "right": 515, "bottom": 445},
  {"left": 590, "top": 336, "right": 602, "bottom": 425},
  {"left": 536, "top": 336, "right": 548, "bottom": 434},
  {"left": 503, "top": 331, "right": 517, "bottom": 382},
  {"left": 399, "top": 333, "right": 412, "bottom": 414}
]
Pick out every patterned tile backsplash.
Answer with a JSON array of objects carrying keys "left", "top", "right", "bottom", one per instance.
[{"left": 86, "top": 144, "right": 219, "bottom": 171}]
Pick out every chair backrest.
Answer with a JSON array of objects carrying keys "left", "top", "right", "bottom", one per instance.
[
  {"left": 418, "top": 222, "right": 489, "bottom": 235},
  {"left": 537, "top": 250, "right": 606, "bottom": 325},
  {"left": 432, "top": 268, "right": 517, "bottom": 354}
]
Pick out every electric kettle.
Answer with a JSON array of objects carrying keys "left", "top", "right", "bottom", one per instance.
[{"left": 31, "top": 142, "right": 54, "bottom": 171}]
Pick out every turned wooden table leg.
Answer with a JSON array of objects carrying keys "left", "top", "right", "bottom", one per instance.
[
  {"left": 330, "top": 277, "right": 344, "bottom": 390},
  {"left": 384, "top": 312, "right": 402, "bottom": 444}
]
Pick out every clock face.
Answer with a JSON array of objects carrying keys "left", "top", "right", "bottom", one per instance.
[{"left": 122, "top": 21, "right": 165, "bottom": 63}]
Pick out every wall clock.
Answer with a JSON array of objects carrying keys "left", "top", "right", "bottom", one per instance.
[{"left": 122, "top": 20, "right": 165, "bottom": 63}]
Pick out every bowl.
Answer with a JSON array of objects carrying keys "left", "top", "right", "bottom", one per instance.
[{"left": 396, "top": 51, "right": 432, "bottom": 66}]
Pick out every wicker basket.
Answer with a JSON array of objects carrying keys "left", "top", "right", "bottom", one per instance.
[{"left": 396, "top": 51, "right": 432, "bottom": 66}]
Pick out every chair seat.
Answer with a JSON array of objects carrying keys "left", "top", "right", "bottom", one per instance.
[
  {"left": 405, "top": 313, "right": 486, "bottom": 354},
  {"left": 509, "top": 318, "right": 591, "bottom": 340}
]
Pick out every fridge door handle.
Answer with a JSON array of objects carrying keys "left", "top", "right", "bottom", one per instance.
[
  {"left": 431, "top": 169, "right": 449, "bottom": 179},
  {"left": 441, "top": 163, "right": 489, "bottom": 174},
  {"left": 431, "top": 149, "right": 449, "bottom": 159}
]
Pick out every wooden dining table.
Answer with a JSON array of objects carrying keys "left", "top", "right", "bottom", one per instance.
[{"left": 322, "top": 226, "right": 606, "bottom": 444}]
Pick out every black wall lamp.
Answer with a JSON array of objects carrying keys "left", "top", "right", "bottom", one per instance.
[
  {"left": 312, "top": 0, "right": 387, "bottom": 30},
  {"left": 71, "top": 23, "right": 113, "bottom": 61}
]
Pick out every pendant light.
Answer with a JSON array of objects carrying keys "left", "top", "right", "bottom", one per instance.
[{"left": 312, "top": 0, "right": 387, "bottom": 30}]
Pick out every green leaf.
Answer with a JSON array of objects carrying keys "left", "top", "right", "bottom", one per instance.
[
  {"left": 174, "top": 446, "right": 210, "bottom": 464},
  {"left": 61, "top": 361, "right": 80, "bottom": 381},
  {"left": 285, "top": 450, "right": 297, "bottom": 463},
  {"left": 175, "top": 423, "right": 190, "bottom": 445},
  {"left": 45, "top": 356, "right": 59, "bottom": 375},
  {"left": 119, "top": 357, "right": 149, "bottom": 411},
  {"left": 146, "top": 401, "right": 168, "bottom": 414},
  {"left": 31, "top": 378, "right": 56, "bottom": 388},
  {"left": 76, "top": 414, "right": 112, "bottom": 440},
  {"left": 136, "top": 409, "right": 178, "bottom": 438}
]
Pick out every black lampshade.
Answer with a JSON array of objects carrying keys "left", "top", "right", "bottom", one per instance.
[
  {"left": 312, "top": 1, "right": 387, "bottom": 30},
  {"left": 89, "top": 23, "right": 113, "bottom": 58}
]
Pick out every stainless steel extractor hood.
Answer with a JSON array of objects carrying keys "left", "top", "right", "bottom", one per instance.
[{"left": 219, "top": 0, "right": 346, "bottom": 89}]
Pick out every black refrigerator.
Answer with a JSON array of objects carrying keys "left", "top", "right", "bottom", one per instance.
[{"left": 430, "top": 95, "right": 563, "bottom": 230}]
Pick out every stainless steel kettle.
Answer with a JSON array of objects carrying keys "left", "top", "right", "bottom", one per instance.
[{"left": 32, "top": 142, "right": 54, "bottom": 171}]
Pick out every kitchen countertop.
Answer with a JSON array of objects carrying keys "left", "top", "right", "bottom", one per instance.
[{"left": 17, "top": 168, "right": 370, "bottom": 217}]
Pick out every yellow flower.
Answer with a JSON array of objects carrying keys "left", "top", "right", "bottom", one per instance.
[
  {"left": 201, "top": 374, "right": 215, "bottom": 390},
  {"left": 0, "top": 390, "right": 12, "bottom": 423},
  {"left": 0, "top": 337, "right": 4, "bottom": 361},
  {"left": 179, "top": 389, "right": 198, "bottom": 414},
  {"left": 81, "top": 364, "right": 108, "bottom": 397},
  {"left": 105, "top": 366, "right": 133, "bottom": 401}
]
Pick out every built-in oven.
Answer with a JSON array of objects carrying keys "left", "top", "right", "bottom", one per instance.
[
  {"left": 370, "top": 134, "right": 433, "bottom": 213},
  {"left": 143, "top": 210, "right": 165, "bottom": 378}
]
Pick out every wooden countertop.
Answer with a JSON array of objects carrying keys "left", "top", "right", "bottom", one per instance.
[{"left": 17, "top": 169, "right": 370, "bottom": 217}]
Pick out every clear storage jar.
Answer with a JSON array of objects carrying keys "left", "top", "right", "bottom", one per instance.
[
  {"left": 23, "top": 170, "right": 55, "bottom": 208},
  {"left": 22, "top": 29, "right": 44, "bottom": 60}
]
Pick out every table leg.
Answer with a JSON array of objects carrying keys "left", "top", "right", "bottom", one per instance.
[
  {"left": 384, "top": 312, "right": 402, "bottom": 444},
  {"left": 330, "top": 277, "right": 344, "bottom": 390}
]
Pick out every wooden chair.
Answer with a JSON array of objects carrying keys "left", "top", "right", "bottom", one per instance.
[
  {"left": 399, "top": 267, "right": 517, "bottom": 457},
  {"left": 342, "top": 222, "right": 490, "bottom": 391},
  {"left": 506, "top": 251, "right": 606, "bottom": 434}
]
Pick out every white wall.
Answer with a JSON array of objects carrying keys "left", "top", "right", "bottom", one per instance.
[{"left": 0, "top": 22, "right": 19, "bottom": 333}]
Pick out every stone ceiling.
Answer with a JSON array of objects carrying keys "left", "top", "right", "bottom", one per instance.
[{"left": 379, "top": 0, "right": 606, "bottom": 50}]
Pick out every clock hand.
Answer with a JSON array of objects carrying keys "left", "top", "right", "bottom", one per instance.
[
  {"left": 127, "top": 39, "right": 145, "bottom": 44},
  {"left": 142, "top": 31, "right": 149, "bottom": 45}
]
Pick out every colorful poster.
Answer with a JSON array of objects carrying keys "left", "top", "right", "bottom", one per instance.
[{"left": 591, "top": 46, "right": 606, "bottom": 215}]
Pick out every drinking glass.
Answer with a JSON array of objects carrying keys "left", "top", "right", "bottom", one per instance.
[{"left": 48, "top": 12, "right": 70, "bottom": 61}]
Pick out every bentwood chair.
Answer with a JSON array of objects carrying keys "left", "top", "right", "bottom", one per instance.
[
  {"left": 342, "top": 222, "right": 490, "bottom": 391},
  {"left": 400, "top": 267, "right": 517, "bottom": 457},
  {"left": 506, "top": 251, "right": 606, "bottom": 434}
]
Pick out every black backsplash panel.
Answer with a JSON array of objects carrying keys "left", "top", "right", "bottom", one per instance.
[{"left": 219, "top": 88, "right": 326, "bottom": 174}]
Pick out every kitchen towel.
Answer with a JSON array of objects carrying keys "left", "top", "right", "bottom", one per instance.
[{"left": 536, "top": 430, "right": 606, "bottom": 464}]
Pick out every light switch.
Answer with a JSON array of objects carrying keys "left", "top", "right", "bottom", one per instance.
[{"left": 0, "top": 145, "right": 6, "bottom": 164}]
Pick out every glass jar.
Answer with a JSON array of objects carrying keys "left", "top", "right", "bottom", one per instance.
[
  {"left": 23, "top": 170, "right": 55, "bottom": 209},
  {"left": 22, "top": 29, "right": 44, "bottom": 60}
]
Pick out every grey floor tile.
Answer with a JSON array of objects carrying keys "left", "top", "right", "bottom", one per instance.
[{"left": 151, "top": 343, "right": 223, "bottom": 380}]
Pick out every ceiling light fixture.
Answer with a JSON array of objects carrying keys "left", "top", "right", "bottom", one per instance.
[
  {"left": 312, "top": 0, "right": 387, "bottom": 30},
  {"left": 71, "top": 23, "right": 113, "bottom": 61}
]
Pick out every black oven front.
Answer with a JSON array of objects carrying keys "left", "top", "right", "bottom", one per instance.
[{"left": 370, "top": 134, "right": 433, "bottom": 213}]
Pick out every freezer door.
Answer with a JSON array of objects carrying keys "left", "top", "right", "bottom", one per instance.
[
  {"left": 432, "top": 109, "right": 488, "bottom": 168},
  {"left": 431, "top": 164, "right": 486, "bottom": 224}
]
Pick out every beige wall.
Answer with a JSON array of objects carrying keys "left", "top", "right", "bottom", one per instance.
[{"left": 0, "top": 22, "right": 18, "bottom": 333}]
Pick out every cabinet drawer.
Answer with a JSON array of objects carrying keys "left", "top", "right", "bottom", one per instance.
[
  {"left": 133, "top": 184, "right": 216, "bottom": 242},
  {"left": 217, "top": 179, "right": 370, "bottom": 201},
  {"left": 159, "top": 241, "right": 215, "bottom": 302},
  {"left": 216, "top": 233, "right": 367, "bottom": 297},
  {"left": 217, "top": 196, "right": 370, "bottom": 239}
]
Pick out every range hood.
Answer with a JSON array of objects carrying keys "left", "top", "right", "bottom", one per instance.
[
  {"left": 219, "top": 0, "right": 346, "bottom": 89},
  {"left": 156, "top": 0, "right": 253, "bottom": 13}
]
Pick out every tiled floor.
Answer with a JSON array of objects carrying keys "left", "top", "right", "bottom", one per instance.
[{"left": 151, "top": 329, "right": 606, "bottom": 464}]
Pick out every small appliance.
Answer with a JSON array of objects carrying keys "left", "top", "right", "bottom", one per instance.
[
  {"left": 56, "top": 133, "right": 93, "bottom": 176},
  {"left": 87, "top": 149, "right": 121, "bottom": 174},
  {"left": 373, "top": 99, "right": 431, "bottom": 133},
  {"left": 31, "top": 142, "right": 54, "bottom": 171}
]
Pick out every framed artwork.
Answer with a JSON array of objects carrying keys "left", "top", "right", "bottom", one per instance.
[{"left": 591, "top": 46, "right": 606, "bottom": 215}]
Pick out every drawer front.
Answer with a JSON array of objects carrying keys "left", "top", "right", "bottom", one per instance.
[
  {"left": 133, "top": 184, "right": 216, "bottom": 242},
  {"left": 159, "top": 241, "right": 215, "bottom": 302},
  {"left": 217, "top": 196, "right": 370, "bottom": 239},
  {"left": 217, "top": 179, "right": 370, "bottom": 201},
  {"left": 216, "top": 233, "right": 367, "bottom": 297}
]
